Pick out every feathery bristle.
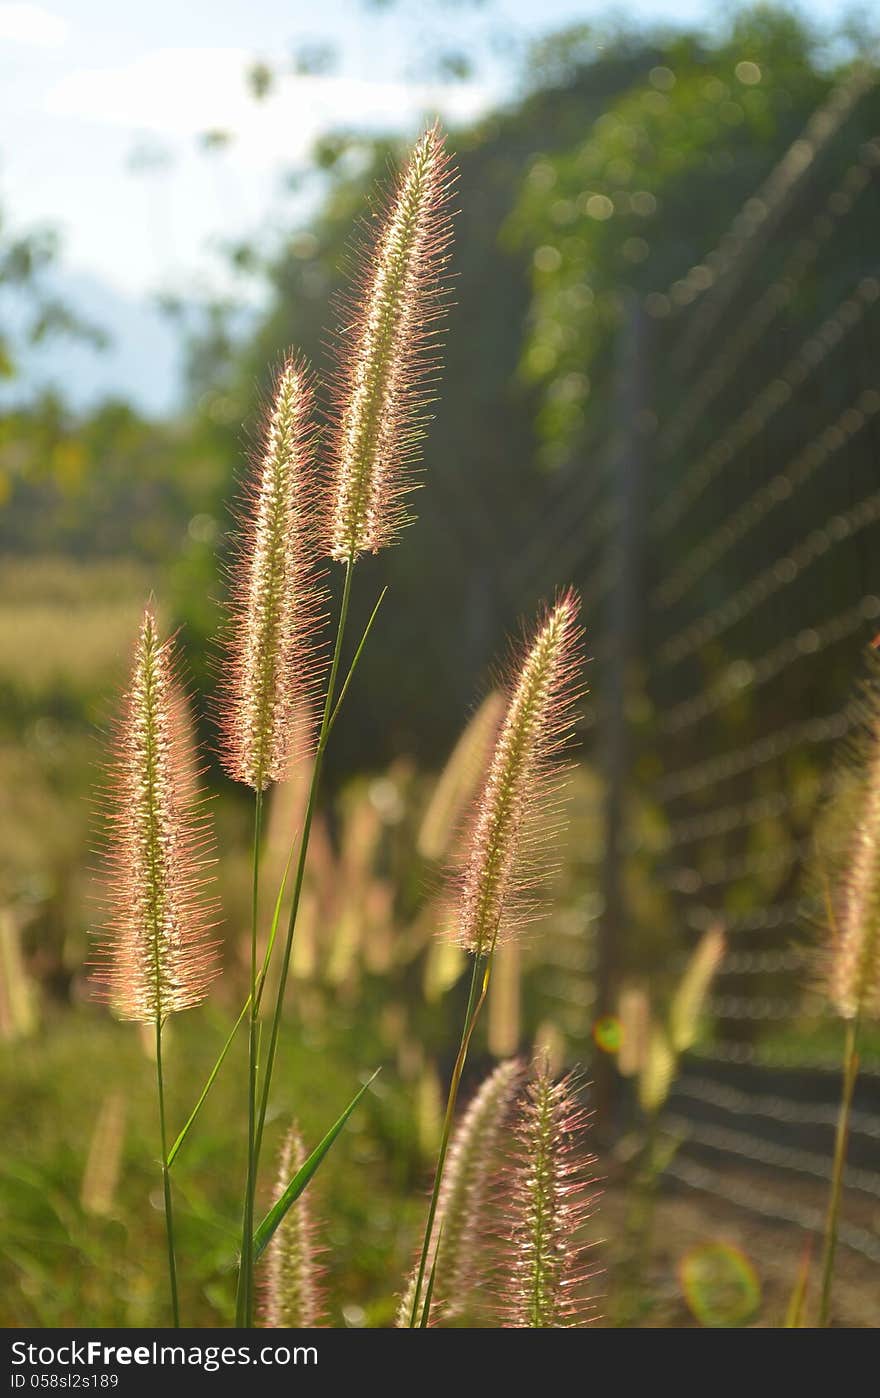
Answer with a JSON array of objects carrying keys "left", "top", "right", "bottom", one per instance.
[
  {"left": 92, "top": 608, "right": 219, "bottom": 1022},
  {"left": 455, "top": 590, "right": 584, "bottom": 954},
  {"left": 395, "top": 1269, "right": 417, "bottom": 1328},
  {"left": 816, "top": 654, "right": 880, "bottom": 1020},
  {"left": 431, "top": 1058, "right": 523, "bottom": 1322},
  {"left": 326, "top": 124, "right": 455, "bottom": 562},
  {"left": 396, "top": 1259, "right": 435, "bottom": 1328},
  {"left": 499, "top": 1064, "right": 598, "bottom": 1329},
  {"left": 220, "top": 355, "right": 325, "bottom": 790},
  {"left": 262, "top": 1125, "right": 325, "bottom": 1328}
]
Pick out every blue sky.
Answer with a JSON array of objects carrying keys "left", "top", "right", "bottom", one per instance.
[{"left": 0, "top": 0, "right": 867, "bottom": 409}]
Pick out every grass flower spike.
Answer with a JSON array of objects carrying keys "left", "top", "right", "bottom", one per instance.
[
  {"left": 409, "top": 1058, "right": 523, "bottom": 1324},
  {"left": 262, "top": 1126, "right": 325, "bottom": 1328},
  {"left": 500, "top": 1063, "right": 598, "bottom": 1328},
  {"left": 220, "top": 356, "right": 324, "bottom": 1325},
  {"left": 93, "top": 606, "right": 218, "bottom": 1327},
  {"left": 94, "top": 607, "right": 219, "bottom": 1021},
  {"left": 814, "top": 650, "right": 880, "bottom": 1324},
  {"left": 457, "top": 590, "right": 584, "bottom": 954},
  {"left": 818, "top": 655, "right": 880, "bottom": 1021},
  {"left": 221, "top": 356, "right": 323, "bottom": 791},
  {"left": 327, "top": 124, "right": 455, "bottom": 562},
  {"left": 409, "top": 591, "right": 583, "bottom": 1327}
]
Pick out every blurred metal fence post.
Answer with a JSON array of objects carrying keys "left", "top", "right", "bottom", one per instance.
[{"left": 594, "top": 293, "right": 650, "bottom": 1133}]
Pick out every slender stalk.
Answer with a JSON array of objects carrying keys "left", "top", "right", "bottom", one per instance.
[
  {"left": 168, "top": 852, "right": 292, "bottom": 1171},
  {"left": 155, "top": 1018, "right": 180, "bottom": 1328},
  {"left": 409, "top": 946, "right": 494, "bottom": 1327},
  {"left": 237, "top": 789, "right": 264, "bottom": 1325},
  {"left": 819, "top": 1017, "right": 860, "bottom": 1327},
  {"left": 251, "top": 556, "right": 355, "bottom": 1216}
]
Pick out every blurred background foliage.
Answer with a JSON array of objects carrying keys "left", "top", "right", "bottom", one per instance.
[{"left": 2, "top": 3, "right": 879, "bottom": 1326}]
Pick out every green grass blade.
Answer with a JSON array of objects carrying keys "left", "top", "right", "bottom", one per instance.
[{"left": 253, "top": 1068, "right": 380, "bottom": 1262}]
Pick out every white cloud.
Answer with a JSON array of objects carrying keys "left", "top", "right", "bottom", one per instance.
[
  {"left": 20, "top": 45, "right": 490, "bottom": 300},
  {"left": 45, "top": 47, "right": 490, "bottom": 160},
  {"left": 0, "top": 2, "right": 67, "bottom": 45}
]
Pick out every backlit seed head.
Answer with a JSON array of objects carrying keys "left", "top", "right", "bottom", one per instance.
[
  {"left": 91, "top": 608, "right": 220, "bottom": 1022},
  {"left": 814, "top": 651, "right": 880, "bottom": 1020},
  {"left": 430, "top": 1058, "right": 523, "bottom": 1323},
  {"left": 499, "top": 1063, "right": 599, "bottom": 1329},
  {"left": 262, "top": 1125, "right": 325, "bottom": 1328},
  {"left": 220, "top": 355, "right": 325, "bottom": 791},
  {"left": 326, "top": 124, "right": 456, "bottom": 562},
  {"left": 454, "top": 591, "right": 584, "bottom": 954}
]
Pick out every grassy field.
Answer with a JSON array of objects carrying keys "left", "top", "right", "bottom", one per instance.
[
  {"left": 1, "top": 560, "right": 877, "bottom": 1330},
  {"left": 0, "top": 1004, "right": 424, "bottom": 1328}
]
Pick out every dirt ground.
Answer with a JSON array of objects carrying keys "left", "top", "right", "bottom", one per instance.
[{"left": 593, "top": 1161, "right": 879, "bottom": 1328}]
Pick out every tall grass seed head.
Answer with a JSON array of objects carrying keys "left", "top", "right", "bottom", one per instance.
[
  {"left": 432, "top": 1057, "right": 523, "bottom": 1320},
  {"left": 262, "top": 1124, "right": 325, "bottom": 1328},
  {"left": 813, "top": 650, "right": 880, "bottom": 1019},
  {"left": 92, "top": 607, "right": 220, "bottom": 1022},
  {"left": 326, "top": 124, "right": 456, "bottom": 562},
  {"left": 219, "top": 354, "right": 326, "bottom": 791},
  {"left": 454, "top": 590, "right": 585, "bottom": 955},
  {"left": 499, "top": 1062, "right": 599, "bottom": 1328}
]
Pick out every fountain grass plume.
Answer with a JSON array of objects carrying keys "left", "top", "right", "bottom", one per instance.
[
  {"left": 262, "top": 1125, "right": 325, "bottom": 1328},
  {"left": 251, "top": 134, "right": 454, "bottom": 1318},
  {"left": 400, "top": 1058, "right": 523, "bottom": 1325},
  {"left": 219, "top": 354, "right": 326, "bottom": 1325},
  {"left": 92, "top": 606, "right": 219, "bottom": 1021},
  {"left": 816, "top": 650, "right": 880, "bottom": 1021},
  {"left": 813, "top": 647, "right": 880, "bottom": 1324},
  {"left": 219, "top": 354, "right": 325, "bottom": 792},
  {"left": 326, "top": 123, "right": 456, "bottom": 563},
  {"left": 92, "top": 606, "right": 219, "bottom": 1327},
  {"left": 455, "top": 590, "right": 584, "bottom": 955},
  {"left": 409, "top": 591, "right": 583, "bottom": 1327},
  {"left": 500, "top": 1063, "right": 598, "bottom": 1328}
]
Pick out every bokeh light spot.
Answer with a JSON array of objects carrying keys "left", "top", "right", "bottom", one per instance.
[
  {"left": 679, "top": 1242, "right": 761, "bottom": 1327},
  {"left": 735, "top": 61, "right": 762, "bottom": 85},
  {"left": 592, "top": 1015, "right": 621, "bottom": 1053}
]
